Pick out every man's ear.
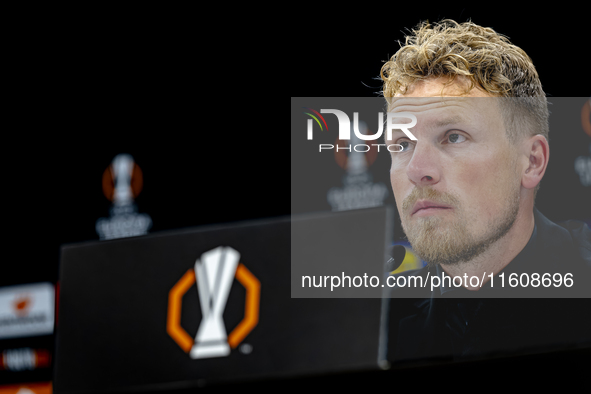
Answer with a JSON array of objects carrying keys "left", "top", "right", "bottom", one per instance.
[{"left": 522, "top": 134, "right": 549, "bottom": 190}]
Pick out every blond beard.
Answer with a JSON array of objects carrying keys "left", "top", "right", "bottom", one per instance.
[{"left": 400, "top": 186, "right": 520, "bottom": 267}]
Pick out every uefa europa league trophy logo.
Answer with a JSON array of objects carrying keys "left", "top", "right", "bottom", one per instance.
[
  {"left": 327, "top": 122, "right": 388, "bottom": 211},
  {"left": 190, "top": 246, "right": 240, "bottom": 359},
  {"left": 111, "top": 153, "right": 135, "bottom": 206},
  {"left": 96, "top": 153, "right": 152, "bottom": 240}
]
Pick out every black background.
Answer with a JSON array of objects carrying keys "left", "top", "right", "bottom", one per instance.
[
  {"left": 3, "top": 5, "right": 591, "bottom": 389},
  {"left": 8, "top": 6, "right": 590, "bottom": 287}
]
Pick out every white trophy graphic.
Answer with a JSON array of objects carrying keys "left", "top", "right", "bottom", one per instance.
[
  {"left": 95, "top": 153, "right": 152, "bottom": 240},
  {"left": 346, "top": 129, "right": 368, "bottom": 176},
  {"left": 190, "top": 246, "right": 240, "bottom": 359},
  {"left": 111, "top": 153, "right": 134, "bottom": 206},
  {"left": 327, "top": 121, "right": 388, "bottom": 211}
]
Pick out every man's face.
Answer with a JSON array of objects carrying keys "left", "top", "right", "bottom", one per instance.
[{"left": 388, "top": 77, "right": 522, "bottom": 266}]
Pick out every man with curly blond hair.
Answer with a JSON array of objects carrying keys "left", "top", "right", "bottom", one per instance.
[{"left": 383, "top": 20, "right": 590, "bottom": 362}]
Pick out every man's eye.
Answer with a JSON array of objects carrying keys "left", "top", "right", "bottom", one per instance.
[
  {"left": 447, "top": 133, "right": 466, "bottom": 144},
  {"left": 399, "top": 141, "right": 412, "bottom": 151}
]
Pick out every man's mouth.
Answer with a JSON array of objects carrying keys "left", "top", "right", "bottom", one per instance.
[{"left": 411, "top": 200, "right": 453, "bottom": 216}]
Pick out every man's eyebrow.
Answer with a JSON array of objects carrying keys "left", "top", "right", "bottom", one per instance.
[
  {"left": 386, "top": 115, "right": 466, "bottom": 137},
  {"left": 430, "top": 116, "right": 464, "bottom": 128}
]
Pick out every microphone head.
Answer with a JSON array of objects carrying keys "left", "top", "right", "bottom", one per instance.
[{"left": 385, "top": 245, "right": 407, "bottom": 272}]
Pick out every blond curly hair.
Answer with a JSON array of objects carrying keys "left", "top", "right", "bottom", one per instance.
[{"left": 380, "top": 20, "right": 549, "bottom": 142}]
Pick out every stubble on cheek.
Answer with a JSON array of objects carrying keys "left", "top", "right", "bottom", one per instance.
[{"left": 399, "top": 174, "right": 521, "bottom": 267}]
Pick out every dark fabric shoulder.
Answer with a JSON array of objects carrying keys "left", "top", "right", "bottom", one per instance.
[
  {"left": 529, "top": 209, "right": 591, "bottom": 296},
  {"left": 534, "top": 209, "right": 591, "bottom": 267},
  {"left": 557, "top": 219, "right": 591, "bottom": 266}
]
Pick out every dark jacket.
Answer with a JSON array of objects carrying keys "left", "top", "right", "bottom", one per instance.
[{"left": 386, "top": 208, "right": 591, "bottom": 362}]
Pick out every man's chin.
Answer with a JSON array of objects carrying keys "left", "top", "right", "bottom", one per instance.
[
  {"left": 404, "top": 210, "right": 518, "bottom": 267},
  {"left": 402, "top": 217, "right": 476, "bottom": 266},
  {"left": 409, "top": 238, "right": 473, "bottom": 268}
]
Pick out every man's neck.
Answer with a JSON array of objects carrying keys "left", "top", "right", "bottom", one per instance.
[{"left": 439, "top": 206, "right": 535, "bottom": 291}]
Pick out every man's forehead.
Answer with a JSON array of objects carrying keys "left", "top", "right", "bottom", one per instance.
[
  {"left": 387, "top": 96, "right": 502, "bottom": 125},
  {"left": 389, "top": 97, "right": 479, "bottom": 121},
  {"left": 388, "top": 76, "right": 498, "bottom": 111},
  {"left": 388, "top": 96, "right": 472, "bottom": 112},
  {"left": 385, "top": 97, "right": 507, "bottom": 143}
]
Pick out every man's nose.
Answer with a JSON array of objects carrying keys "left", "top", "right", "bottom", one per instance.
[{"left": 406, "top": 143, "right": 441, "bottom": 186}]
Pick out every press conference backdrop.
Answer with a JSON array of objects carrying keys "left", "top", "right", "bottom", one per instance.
[
  {"left": 54, "top": 208, "right": 391, "bottom": 393},
  {"left": 4, "top": 97, "right": 589, "bottom": 390},
  {"left": 5, "top": 10, "right": 591, "bottom": 390}
]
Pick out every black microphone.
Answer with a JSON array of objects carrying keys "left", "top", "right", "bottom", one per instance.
[{"left": 385, "top": 245, "right": 407, "bottom": 272}]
